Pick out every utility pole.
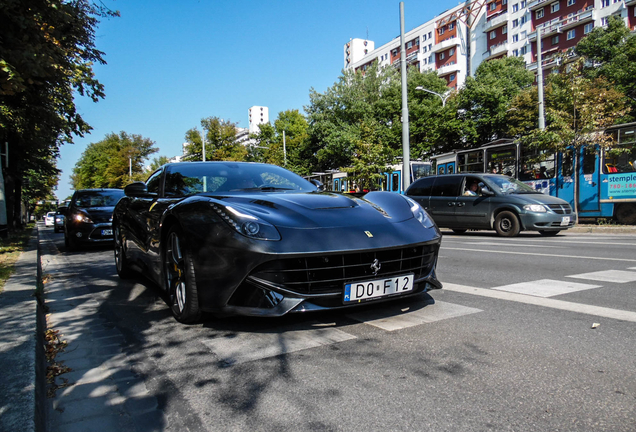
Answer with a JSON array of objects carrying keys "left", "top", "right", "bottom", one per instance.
[
  {"left": 400, "top": 2, "right": 411, "bottom": 191},
  {"left": 202, "top": 129, "right": 206, "bottom": 162},
  {"left": 283, "top": 130, "right": 287, "bottom": 166},
  {"left": 536, "top": 25, "right": 545, "bottom": 131}
]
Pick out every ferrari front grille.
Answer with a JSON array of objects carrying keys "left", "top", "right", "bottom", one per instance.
[{"left": 248, "top": 243, "right": 440, "bottom": 295}]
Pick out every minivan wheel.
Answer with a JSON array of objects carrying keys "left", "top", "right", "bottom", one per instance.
[
  {"left": 452, "top": 229, "right": 468, "bottom": 234},
  {"left": 494, "top": 211, "right": 520, "bottom": 237}
]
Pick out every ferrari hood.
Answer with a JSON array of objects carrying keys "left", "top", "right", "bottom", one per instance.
[{"left": 216, "top": 192, "right": 413, "bottom": 229}]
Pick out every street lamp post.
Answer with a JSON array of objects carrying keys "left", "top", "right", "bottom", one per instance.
[{"left": 415, "top": 86, "right": 451, "bottom": 107}]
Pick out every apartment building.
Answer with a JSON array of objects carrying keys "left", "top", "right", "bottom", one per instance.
[{"left": 345, "top": 0, "right": 635, "bottom": 87}]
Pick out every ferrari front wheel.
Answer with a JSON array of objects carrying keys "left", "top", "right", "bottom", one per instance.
[{"left": 164, "top": 226, "right": 201, "bottom": 323}]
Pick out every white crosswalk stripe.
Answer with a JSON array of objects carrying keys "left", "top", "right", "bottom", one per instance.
[
  {"left": 567, "top": 269, "right": 636, "bottom": 283},
  {"left": 491, "top": 279, "right": 602, "bottom": 297},
  {"left": 346, "top": 300, "right": 482, "bottom": 331}
]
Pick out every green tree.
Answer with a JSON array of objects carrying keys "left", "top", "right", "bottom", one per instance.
[
  {"left": 184, "top": 117, "right": 246, "bottom": 162},
  {"left": 457, "top": 56, "right": 535, "bottom": 146},
  {"left": 341, "top": 120, "right": 393, "bottom": 191},
  {"left": 147, "top": 155, "right": 171, "bottom": 173},
  {"left": 0, "top": 0, "right": 118, "bottom": 226},
  {"left": 575, "top": 15, "right": 636, "bottom": 119},
  {"left": 71, "top": 132, "right": 158, "bottom": 189}
]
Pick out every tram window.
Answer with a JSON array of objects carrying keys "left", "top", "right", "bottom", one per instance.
[
  {"left": 448, "top": 165, "right": 455, "bottom": 174},
  {"left": 458, "top": 151, "right": 483, "bottom": 172},
  {"left": 487, "top": 146, "right": 517, "bottom": 177},
  {"left": 520, "top": 148, "right": 555, "bottom": 180},
  {"left": 582, "top": 152, "right": 596, "bottom": 175},
  {"left": 603, "top": 146, "right": 636, "bottom": 173},
  {"left": 392, "top": 173, "right": 400, "bottom": 192},
  {"left": 431, "top": 176, "right": 462, "bottom": 196},
  {"left": 562, "top": 151, "right": 574, "bottom": 177}
]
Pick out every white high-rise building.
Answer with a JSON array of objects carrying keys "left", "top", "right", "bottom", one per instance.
[{"left": 248, "top": 106, "right": 269, "bottom": 134}]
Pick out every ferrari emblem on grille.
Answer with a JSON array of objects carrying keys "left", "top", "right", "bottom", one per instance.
[
  {"left": 364, "top": 231, "right": 373, "bottom": 238},
  {"left": 370, "top": 259, "right": 381, "bottom": 276}
]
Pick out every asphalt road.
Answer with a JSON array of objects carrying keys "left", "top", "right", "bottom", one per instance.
[{"left": 40, "top": 228, "right": 636, "bottom": 432}]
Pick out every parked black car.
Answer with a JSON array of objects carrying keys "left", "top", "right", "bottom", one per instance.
[
  {"left": 113, "top": 162, "right": 443, "bottom": 323},
  {"left": 406, "top": 173, "right": 575, "bottom": 237},
  {"left": 64, "top": 189, "right": 125, "bottom": 249}
]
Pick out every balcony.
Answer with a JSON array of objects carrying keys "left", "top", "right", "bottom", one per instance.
[
  {"left": 436, "top": 61, "right": 460, "bottom": 75},
  {"left": 527, "top": 0, "right": 550, "bottom": 11},
  {"left": 433, "top": 36, "right": 460, "bottom": 53},
  {"left": 528, "top": 8, "right": 595, "bottom": 41},
  {"left": 485, "top": 12, "right": 510, "bottom": 31},
  {"left": 483, "top": 41, "right": 509, "bottom": 60}
]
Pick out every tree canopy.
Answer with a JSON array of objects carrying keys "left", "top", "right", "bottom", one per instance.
[
  {"left": 183, "top": 117, "right": 247, "bottom": 162},
  {"left": 71, "top": 132, "right": 158, "bottom": 189}
]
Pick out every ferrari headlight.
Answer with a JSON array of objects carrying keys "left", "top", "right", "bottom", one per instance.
[
  {"left": 210, "top": 202, "right": 281, "bottom": 241},
  {"left": 404, "top": 197, "right": 436, "bottom": 229},
  {"left": 523, "top": 204, "right": 548, "bottom": 213},
  {"left": 73, "top": 213, "right": 93, "bottom": 223}
]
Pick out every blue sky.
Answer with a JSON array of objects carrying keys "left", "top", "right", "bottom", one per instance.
[{"left": 58, "top": 0, "right": 455, "bottom": 199}]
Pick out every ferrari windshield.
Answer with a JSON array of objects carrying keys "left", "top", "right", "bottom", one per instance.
[
  {"left": 483, "top": 175, "right": 541, "bottom": 195},
  {"left": 163, "top": 162, "right": 317, "bottom": 196}
]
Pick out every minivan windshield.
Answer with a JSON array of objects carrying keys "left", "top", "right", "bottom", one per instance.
[{"left": 483, "top": 175, "right": 541, "bottom": 195}]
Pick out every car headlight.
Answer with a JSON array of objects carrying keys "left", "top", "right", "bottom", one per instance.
[
  {"left": 210, "top": 202, "right": 281, "bottom": 241},
  {"left": 405, "top": 197, "right": 436, "bottom": 229},
  {"left": 73, "top": 213, "right": 94, "bottom": 223},
  {"left": 523, "top": 204, "right": 548, "bottom": 213}
]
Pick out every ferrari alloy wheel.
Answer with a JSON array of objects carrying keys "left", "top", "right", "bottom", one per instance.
[
  {"left": 114, "top": 225, "right": 134, "bottom": 279},
  {"left": 164, "top": 226, "right": 201, "bottom": 323},
  {"left": 494, "top": 211, "right": 520, "bottom": 237}
]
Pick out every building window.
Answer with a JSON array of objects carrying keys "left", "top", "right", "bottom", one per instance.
[
  {"left": 503, "top": 0, "right": 508, "bottom": 4},
  {"left": 429, "top": 32, "right": 432, "bottom": 39},
  {"left": 513, "top": 19, "right": 519, "bottom": 27},
  {"left": 407, "top": 41, "right": 413, "bottom": 49},
  {"left": 449, "top": 48, "right": 456, "bottom": 55},
  {"left": 513, "top": 34, "right": 519, "bottom": 42},
  {"left": 567, "top": 29, "right": 575, "bottom": 39},
  {"left": 489, "top": 2, "right": 496, "bottom": 11},
  {"left": 584, "top": 23, "right": 594, "bottom": 33},
  {"left": 567, "top": 0, "right": 575, "bottom": 5},
  {"left": 521, "top": 30, "right": 527, "bottom": 39},
  {"left": 601, "top": 17, "right": 609, "bottom": 25},
  {"left": 439, "top": 52, "right": 445, "bottom": 60},
  {"left": 521, "top": 15, "right": 527, "bottom": 24},
  {"left": 503, "top": 25, "right": 508, "bottom": 34},
  {"left": 601, "top": 0, "right": 609, "bottom": 6},
  {"left": 513, "top": 3, "right": 519, "bottom": 11},
  {"left": 520, "top": 45, "right": 527, "bottom": 54},
  {"left": 513, "top": 49, "right": 519, "bottom": 56},
  {"left": 552, "top": 35, "right": 559, "bottom": 44},
  {"left": 439, "top": 27, "right": 445, "bottom": 35},
  {"left": 423, "top": 46, "right": 427, "bottom": 53},
  {"left": 536, "top": 8, "right": 544, "bottom": 19},
  {"left": 449, "top": 22, "right": 455, "bottom": 30},
  {"left": 490, "top": 30, "right": 497, "bottom": 39},
  {"left": 551, "top": 2, "right": 560, "bottom": 12},
  {"left": 450, "top": 74, "right": 456, "bottom": 81},
  {"left": 521, "top": 0, "right": 526, "bottom": 7}
]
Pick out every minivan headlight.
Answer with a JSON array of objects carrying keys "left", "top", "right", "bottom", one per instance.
[{"left": 523, "top": 204, "right": 548, "bottom": 213}]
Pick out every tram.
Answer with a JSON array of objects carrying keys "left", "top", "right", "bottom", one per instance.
[{"left": 430, "top": 123, "right": 636, "bottom": 224}]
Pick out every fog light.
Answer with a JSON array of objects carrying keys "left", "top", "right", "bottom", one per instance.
[{"left": 76, "top": 232, "right": 83, "bottom": 238}]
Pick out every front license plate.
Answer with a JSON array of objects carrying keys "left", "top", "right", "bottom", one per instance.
[
  {"left": 344, "top": 274, "right": 414, "bottom": 303},
  {"left": 560, "top": 216, "right": 570, "bottom": 226},
  {"left": 101, "top": 229, "right": 113, "bottom": 236}
]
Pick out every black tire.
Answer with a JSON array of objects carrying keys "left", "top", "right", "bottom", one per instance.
[
  {"left": 538, "top": 230, "right": 559, "bottom": 236},
  {"left": 114, "top": 225, "right": 135, "bottom": 279},
  {"left": 163, "top": 226, "right": 201, "bottom": 323},
  {"left": 494, "top": 211, "right": 520, "bottom": 237},
  {"left": 615, "top": 203, "right": 636, "bottom": 225},
  {"left": 65, "top": 232, "right": 78, "bottom": 250},
  {"left": 452, "top": 229, "right": 468, "bottom": 234}
]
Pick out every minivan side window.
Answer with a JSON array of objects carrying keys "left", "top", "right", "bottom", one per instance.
[
  {"left": 431, "top": 176, "right": 462, "bottom": 196},
  {"left": 407, "top": 177, "right": 435, "bottom": 196}
]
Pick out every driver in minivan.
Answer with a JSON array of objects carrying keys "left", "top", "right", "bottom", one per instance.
[{"left": 463, "top": 180, "right": 480, "bottom": 196}]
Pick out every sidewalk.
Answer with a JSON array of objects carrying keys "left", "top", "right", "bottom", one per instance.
[{"left": 0, "top": 227, "right": 44, "bottom": 432}]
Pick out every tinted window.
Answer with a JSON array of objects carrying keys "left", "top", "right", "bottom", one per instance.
[
  {"left": 407, "top": 177, "right": 435, "bottom": 196},
  {"left": 583, "top": 152, "right": 596, "bottom": 175},
  {"left": 72, "top": 190, "right": 125, "bottom": 208},
  {"left": 431, "top": 176, "right": 462, "bottom": 196},
  {"left": 146, "top": 169, "right": 162, "bottom": 194}
]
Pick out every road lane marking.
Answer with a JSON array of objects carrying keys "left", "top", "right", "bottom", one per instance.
[
  {"left": 346, "top": 301, "right": 482, "bottom": 331},
  {"left": 444, "top": 241, "right": 565, "bottom": 249},
  {"left": 443, "top": 283, "right": 636, "bottom": 323},
  {"left": 491, "top": 279, "right": 602, "bottom": 297},
  {"left": 200, "top": 326, "right": 355, "bottom": 366},
  {"left": 567, "top": 270, "right": 636, "bottom": 283},
  {"left": 441, "top": 247, "right": 636, "bottom": 263}
]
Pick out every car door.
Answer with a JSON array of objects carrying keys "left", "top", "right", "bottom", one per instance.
[
  {"left": 406, "top": 176, "right": 435, "bottom": 218},
  {"left": 428, "top": 175, "right": 463, "bottom": 227},
  {"left": 455, "top": 176, "right": 492, "bottom": 229}
]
